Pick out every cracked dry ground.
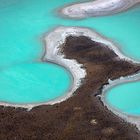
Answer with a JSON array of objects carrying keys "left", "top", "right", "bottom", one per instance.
[{"left": 0, "top": 36, "right": 140, "bottom": 140}]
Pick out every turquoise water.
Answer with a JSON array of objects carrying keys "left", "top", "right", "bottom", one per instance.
[
  {"left": 0, "top": 63, "right": 71, "bottom": 104},
  {"left": 0, "top": 0, "right": 140, "bottom": 69},
  {"left": 105, "top": 80, "right": 140, "bottom": 116},
  {"left": 0, "top": 0, "right": 140, "bottom": 105}
]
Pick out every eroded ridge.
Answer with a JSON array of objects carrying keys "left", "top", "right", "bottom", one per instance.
[{"left": 61, "top": 0, "right": 140, "bottom": 18}]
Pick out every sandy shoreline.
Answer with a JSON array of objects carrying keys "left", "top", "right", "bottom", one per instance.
[
  {"left": 0, "top": 25, "right": 140, "bottom": 137},
  {"left": 0, "top": 26, "right": 140, "bottom": 139},
  {"left": 0, "top": 26, "right": 140, "bottom": 112},
  {"left": 47, "top": 26, "right": 140, "bottom": 64},
  {"left": 61, "top": 0, "right": 140, "bottom": 18},
  {"left": 0, "top": 26, "right": 140, "bottom": 130}
]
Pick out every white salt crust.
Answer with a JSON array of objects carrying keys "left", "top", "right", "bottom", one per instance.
[{"left": 61, "top": 0, "right": 140, "bottom": 18}]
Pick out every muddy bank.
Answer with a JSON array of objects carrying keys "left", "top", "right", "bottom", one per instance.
[{"left": 0, "top": 35, "right": 140, "bottom": 140}]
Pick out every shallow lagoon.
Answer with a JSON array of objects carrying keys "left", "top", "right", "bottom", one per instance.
[
  {"left": 104, "top": 80, "right": 140, "bottom": 116},
  {"left": 0, "top": 63, "right": 72, "bottom": 104}
]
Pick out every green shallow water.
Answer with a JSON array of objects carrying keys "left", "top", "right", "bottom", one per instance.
[{"left": 0, "top": 0, "right": 140, "bottom": 106}]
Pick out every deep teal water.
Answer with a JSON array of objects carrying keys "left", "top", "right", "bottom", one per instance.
[{"left": 0, "top": 0, "right": 140, "bottom": 106}]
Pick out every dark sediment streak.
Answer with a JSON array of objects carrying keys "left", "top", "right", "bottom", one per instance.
[{"left": 0, "top": 36, "right": 140, "bottom": 140}]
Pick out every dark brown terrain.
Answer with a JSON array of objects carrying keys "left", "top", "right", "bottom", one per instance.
[{"left": 0, "top": 36, "right": 140, "bottom": 140}]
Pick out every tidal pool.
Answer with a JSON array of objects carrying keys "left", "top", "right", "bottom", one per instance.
[{"left": 104, "top": 80, "right": 140, "bottom": 116}]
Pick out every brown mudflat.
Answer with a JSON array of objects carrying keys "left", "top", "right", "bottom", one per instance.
[{"left": 0, "top": 36, "right": 140, "bottom": 140}]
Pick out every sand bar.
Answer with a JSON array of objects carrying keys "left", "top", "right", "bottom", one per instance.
[{"left": 61, "top": 0, "right": 140, "bottom": 18}]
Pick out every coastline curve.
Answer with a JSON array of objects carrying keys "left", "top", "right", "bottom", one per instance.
[
  {"left": 0, "top": 26, "right": 139, "bottom": 112},
  {"left": 101, "top": 72, "right": 140, "bottom": 130}
]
